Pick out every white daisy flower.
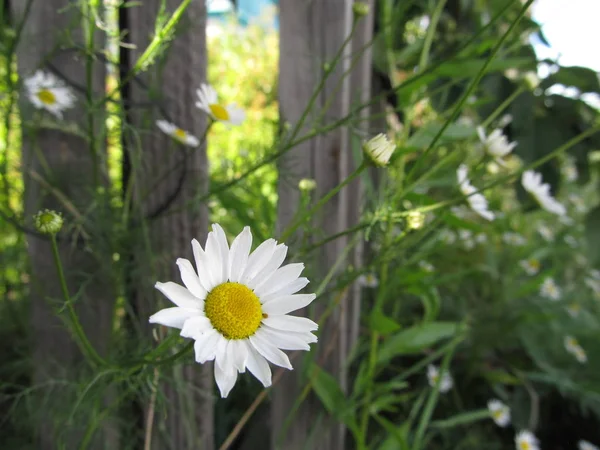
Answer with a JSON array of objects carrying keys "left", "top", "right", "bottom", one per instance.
[
  {"left": 156, "top": 120, "right": 199, "bottom": 147},
  {"left": 568, "top": 194, "right": 587, "bottom": 214},
  {"left": 564, "top": 335, "right": 587, "bottom": 363},
  {"left": 195, "top": 83, "right": 245, "bottom": 126},
  {"left": 540, "top": 277, "right": 561, "bottom": 301},
  {"left": 475, "top": 233, "right": 488, "bottom": 244},
  {"left": 564, "top": 165, "right": 578, "bottom": 182},
  {"left": 149, "top": 224, "right": 318, "bottom": 398},
  {"left": 538, "top": 224, "right": 554, "bottom": 242},
  {"left": 439, "top": 229, "right": 457, "bottom": 245},
  {"left": 559, "top": 215, "right": 575, "bottom": 226},
  {"left": 457, "top": 165, "right": 495, "bottom": 221},
  {"left": 589, "top": 269, "right": 600, "bottom": 280},
  {"left": 477, "top": 126, "right": 517, "bottom": 160},
  {"left": 358, "top": 273, "right": 378, "bottom": 288},
  {"left": 24, "top": 70, "right": 76, "bottom": 118},
  {"left": 503, "top": 232, "right": 526, "bottom": 246},
  {"left": 579, "top": 440, "right": 600, "bottom": 450},
  {"left": 419, "top": 261, "right": 434, "bottom": 273},
  {"left": 564, "top": 235, "right": 578, "bottom": 248},
  {"left": 451, "top": 205, "right": 470, "bottom": 220},
  {"left": 521, "top": 170, "right": 566, "bottom": 216},
  {"left": 515, "top": 430, "right": 540, "bottom": 450},
  {"left": 566, "top": 302, "right": 581, "bottom": 318},
  {"left": 427, "top": 364, "right": 453, "bottom": 393},
  {"left": 363, "top": 133, "right": 396, "bottom": 167},
  {"left": 488, "top": 399, "right": 511, "bottom": 427},
  {"left": 520, "top": 258, "right": 540, "bottom": 276}
]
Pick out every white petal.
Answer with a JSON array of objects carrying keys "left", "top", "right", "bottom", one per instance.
[
  {"left": 194, "top": 329, "right": 220, "bottom": 363},
  {"left": 191, "top": 239, "right": 215, "bottom": 291},
  {"left": 149, "top": 307, "right": 196, "bottom": 329},
  {"left": 256, "top": 326, "right": 315, "bottom": 351},
  {"left": 212, "top": 224, "right": 230, "bottom": 282},
  {"left": 247, "top": 244, "right": 288, "bottom": 289},
  {"left": 214, "top": 360, "right": 238, "bottom": 398},
  {"left": 260, "top": 278, "right": 310, "bottom": 303},
  {"left": 176, "top": 258, "right": 207, "bottom": 299},
  {"left": 249, "top": 333, "right": 293, "bottom": 370},
  {"left": 215, "top": 335, "right": 230, "bottom": 371},
  {"left": 229, "top": 339, "right": 248, "bottom": 373},
  {"left": 262, "top": 315, "right": 318, "bottom": 333},
  {"left": 262, "top": 294, "right": 316, "bottom": 316},
  {"left": 254, "top": 263, "right": 305, "bottom": 297},
  {"left": 242, "top": 238, "right": 277, "bottom": 283},
  {"left": 245, "top": 341, "right": 272, "bottom": 387},
  {"left": 180, "top": 316, "right": 212, "bottom": 339},
  {"left": 205, "top": 231, "right": 225, "bottom": 287},
  {"left": 228, "top": 227, "right": 253, "bottom": 282},
  {"left": 154, "top": 282, "right": 201, "bottom": 309}
]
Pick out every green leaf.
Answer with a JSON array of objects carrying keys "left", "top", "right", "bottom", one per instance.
[
  {"left": 430, "top": 409, "right": 491, "bottom": 429},
  {"left": 370, "top": 309, "right": 402, "bottom": 334},
  {"left": 541, "top": 66, "right": 600, "bottom": 94},
  {"left": 310, "top": 364, "right": 346, "bottom": 417},
  {"left": 406, "top": 122, "right": 475, "bottom": 149},
  {"left": 377, "top": 322, "right": 459, "bottom": 365}
]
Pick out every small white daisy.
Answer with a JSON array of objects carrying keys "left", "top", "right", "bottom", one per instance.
[
  {"left": 566, "top": 302, "right": 581, "bottom": 318},
  {"left": 503, "top": 232, "right": 526, "bottom": 246},
  {"left": 457, "top": 165, "right": 495, "bottom": 221},
  {"left": 579, "top": 440, "right": 600, "bottom": 450},
  {"left": 520, "top": 258, "right": 540, "bottom": 276},
  {"left": 195, "top": 83, "right": 245, "bottom": 126},
  {"left": 150, "top": 224, "right": 318, "bottom": 398},
  {"left": 564, "top": 165, "right": 578, "bottom": 182},
  {"left": 477, "top": 126, "right": 517, "bottom": 160},
  {"left": 568, "top": 194, "right": 587, "bottom": 214},
  {"left": 537, "top": 224, "right": 554, "bottom": 242},
  {"left": 24, "top": 70, "right": 76, "bottom": 118},
  {"left": 363, "top": 133, "right": 396, "bottom": 167},
  {"left": 418, "top": 261, "right": 434, "bottom": 273},
  {"left": 522, "top": 170, "right": 566, "bottom": 216},
  {"left": 358, "top": 273, "right": 379, "bottom": 288},
  {"left": 427, "top": 364, "right": 453, "bottom": 393},
  {"left": 564, "top": 335, "right": 587, "bottom": 363},
  {"left": 156, "top": 120, "right": 199, "bottom": 147},
  {"left": 488, "top": 399, "right": 511, "bottom": 427},
  {"left": 439, "top": 229, "right": 457, "bottom": 245},
  {"left": 540, "top": 277, "right": 561, "bottom": 301},
  {"left": 515, "top": 430, "right": 540, "bottom": 450}
]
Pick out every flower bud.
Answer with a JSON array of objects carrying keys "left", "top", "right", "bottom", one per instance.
[
  {"left": 34, "top": 209, "right": 63, "bottom": 235},
  {"left": 362, "top": 133, "right": 396, "bottom": 167},
  {"left": 352, "top": 2, "right": 370, "bottom": 19}
]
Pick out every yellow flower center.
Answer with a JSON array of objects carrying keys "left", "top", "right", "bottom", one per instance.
[
  {"left": 37, "top": 89, "right": 56, "bottom": 105},
  {"left": 529, "top": 259, "right": 540, "bottom": 271},
  {"left": 204, "top": 282, "right": 263, "bottom": 340},
  {"left": 493, "top": 410, "right": 503, "bottom": 420},
  {"left": 174, "top": 128, "right": 187, "bottom": 140},
  {"left": 519, "top": 442, "right": 531, "bottom": 450},
  {"left": 209, "top": 103, "right": 230, "bottom": 121}
]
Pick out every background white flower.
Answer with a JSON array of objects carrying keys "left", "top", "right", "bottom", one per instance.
[
  {"left": 24, "top": 70, "right": 76, "bottom": 118},
  {"left": 522, "top": 170, "right": 566, "bottom": 216},
  {"left": 564, "top": 336, "right": 587, "bottom": 363},
  {"left": 156, "top": 120, "right": 199, "bottom": 147},
  {"left": 149, "top": 224, "right": 318, "bottom": 398},
  {"left": 363, "top": 133, "right": 396, "bottom": 167},
  {"left": 196, "top": 83, "right": 245, "bottom": 126},
  {"left": 503, "top": 232, "right": 526, "bottom": 246},
  {"left": 457, "top": 165, "right": 495, "bottom": 221},
  {"left": 540, "top": 277, "right": 561, "bottom": 301},
  {"left": 579, "top": 440, "right": 600, "bottom": 450},
  {"left": 520, "top": 258, "right": 540, "bottom": 276},
  {"left": 488, "top": 399, "right": 511, "bottom": 427},
  {"left": 427, "top": 364, "right": 453, "bottom": 393},
  {"left": 477, "top": 126, "right": 517, "bottom": 160},
  {"left": 358, "top": 273, "right": 378, "bottom": 288},
  {"left": 515, "top": 430, "right": 540, "bottom": 450}
]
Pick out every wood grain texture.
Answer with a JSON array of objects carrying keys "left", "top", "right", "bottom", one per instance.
[{"left": 123, "top": 1, "right": 213, "bottom": 448}]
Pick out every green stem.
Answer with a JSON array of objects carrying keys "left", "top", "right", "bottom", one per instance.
[
  {"left": 419, "top": 0, "right": 448, "bottom": 70},
  {"left": 279, "top": 164, "right": 367, "bottom": 242},
  {"left": 50, "top": 235, "right": 105, "bottom": 367}
]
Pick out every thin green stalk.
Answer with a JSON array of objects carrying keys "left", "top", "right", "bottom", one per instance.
[
  {"left": 83, "top": 0, "right": 100, "bottom": 187},
  {"left": 481, "top": 85, "right": 526, "bottom": 129},
  {"left": 49, "top": 235, "right": 105, "bottom": 367},
  {"left": 419, "top": 0, "right": 448, "bottom": 70},
  {"left": 407, "top": 0, "right": 535, "bottom": 181}
]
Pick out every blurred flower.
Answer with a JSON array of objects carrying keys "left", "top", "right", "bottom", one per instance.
[
  {"left": 515, "top": 430, "right": 540, "bottom": 450},
  {"left": 352, "top": 1, "right": 370, "bottom": 18},
  {"left": 33, "top": 209, "right": 64, "bottom": 235},
  {"left": 503, "top": 232, "right": 526, "bottom": 246},
  {"left": 363, "top": 133, "right": 396, "bottom": 167},
  {"left": 475, "top": 233, "right": 487, "bottom": 244},
  {"left": 439, "top": 229, "right": 457, "bottom": 245},
  {"left": 24, "top": 70, "right": 76, "bottom": 118},
  {"left": 520, "top": 258, "right": 540, "bottom": 276},
  {"left": 156, "top": 120, "right": 199, "bottom": 147},
  {"left": 559, "top": 215, "right": 575, "bottom": 226},
  {"left": 498, "top": 114, "right": 513, "bottom": 128},
  {"left": 427, "top": 365, "right": 453, "bottom": 393},
  {"left": 564, "top": 235, "right": 578, "bottom": 248},
  {"left": 150, "top": 224, "right": 318, "bottom": 398},
  {"left": 196, "top": 83, "right": 245, "bottom": 126},
  {"left": 358, "top": 273, "right": 378, "bottom": 288},
  {"left": 451, "top": 205, "right": 470, "bottom": 220},
  {"left": 584, "top": 277, "right": 600, "bottom": 299},
  {"left": 298, "top": 178, "right": 317, "bottom": 192},
  {"left": 488, "top": 399, "right": 511, "bottom": 427},
  {"left": 566, "top": 302, "right": 581, "bottom": 318},
  {"left": 407, "top": 211, "right": 425, "bottom": 230},
  {"left": 564, "top": 336, "right": 587, "bottom": 363},
  {"left": 537, "top": 224, "right": 554, "bottom": 242},
  {"left": 521, "top": 170, "right": 566, "bottom": 216},
  {"left": 540, "top": 277, "right": 560, "bottom": 301},
  {"left": 477, "top": 127, "right": 517, "bottom": 160},
  {"left": 568, "top": 194, "right": 587, "bottom": 214},
  {"left": 564, "top": 165, "right": 579, "bottom": 182},
  {"left": 419, "top": 261, "right": 434, "bottom": 272},
  {"left": 457, "top": 164, "right": 495, "bottom": 221},
  {"left": 523, "top": 71, "right": 540, "bottom": 89},
  {"left": 578, "top": 440, "right": 600, "bottom": 450}
]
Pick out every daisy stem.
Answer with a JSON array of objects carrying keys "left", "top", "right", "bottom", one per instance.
[
  {"left": 49, "top": 235, "right": 105, "bottom": 367},
  {"left": 279, "top": 163, "right": 367, "bottom": 242}
]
